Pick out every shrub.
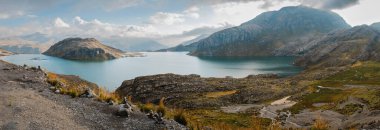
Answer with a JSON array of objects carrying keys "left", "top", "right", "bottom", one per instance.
[
  {"left": 47, "top": 79, "right": 59, "bottom": 86},
  {"left": 311, "top": 117, "right": 328, "bottom": 130},
  {"left": 139, "top": 102, "right": 155, "bottom": 113},
  {"left": 174, "top": 110, "right": 187, "bottom": 126},
  {"left": 157, "top": 97, "right": 167, "bottom": 117}
]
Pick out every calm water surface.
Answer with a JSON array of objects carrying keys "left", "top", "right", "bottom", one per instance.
[{"left": 1, "top": 52, "right": 303, "bottom": 90}]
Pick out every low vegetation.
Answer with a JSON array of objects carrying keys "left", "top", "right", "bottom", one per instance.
[
  {"left": 288, "top": 61, "right": 380, "bottom": 113},
  {"left": 317, "top": 61, "right": 380, "bottom": 87},
  {"left": 205, "top": 90, "right": 237, "bottom": 98},
  {"left": 311, "top": 117, "right": 329, "bottom": 130},
  {"left": 336, "top": 103, "right": 363, "bottom": 115},
  {"left": 46, "top": 72, "right": 121, "bottom": 103}
]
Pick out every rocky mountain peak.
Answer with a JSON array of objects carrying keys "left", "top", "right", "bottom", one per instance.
[{"left": 190, "top": 6, "right": 350, "bottom": 57}]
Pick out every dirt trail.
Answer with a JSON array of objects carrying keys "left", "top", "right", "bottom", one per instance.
[{"left": 259, "top": 96, "right": 297, "bottom": 119}]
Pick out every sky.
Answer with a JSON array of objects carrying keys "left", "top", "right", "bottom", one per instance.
[{"left": 0, "top": 0, "right": 379, "bottom": 46}]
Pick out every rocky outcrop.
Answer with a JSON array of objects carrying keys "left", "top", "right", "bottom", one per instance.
[
  {"left": 295, "top": 25, "right": 380, "bottom": 67},
  {"left": 43, "top": 38, "right": 125, "bottom": 60},
  {"left": 115, "top": 73, "right": 300, "bottom": 108},
  {"left": 115, "top": 74, "right": 221, "bottom": 103},
  {"left": 190, "top": 6, "right": 350, "bottom": 56}
]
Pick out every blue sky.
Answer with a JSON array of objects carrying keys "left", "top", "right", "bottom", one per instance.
[{"left": 0, "top": 0, "right": 379, "bottom": 46}]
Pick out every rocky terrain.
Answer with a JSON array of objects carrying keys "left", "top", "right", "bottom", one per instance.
[
  {"left": 295, "top": 25, "right": 380, "bottom": 67},
  {"left": 114, "top": 24, "right": 380, "bottom": 128},
  {"left": 189, "top": 6, "right": 350, "bottom": 56},
  {"left": 115, "top": 73, "right": 301, "bottom": 109},
  {"left": 0, "top": 59, "right": 185, "bottom": 130},
  {"left": 43, "top": 38, "right": 125, "bottom": 60}
]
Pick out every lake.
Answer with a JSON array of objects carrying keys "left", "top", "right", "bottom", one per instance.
[{"left": 1, "top": 52, "right": 303, "bottom": 90}]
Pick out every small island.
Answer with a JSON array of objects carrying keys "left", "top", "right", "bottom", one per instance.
[{"left": 43, "top": 38, "right": 125, "bottom": 60}]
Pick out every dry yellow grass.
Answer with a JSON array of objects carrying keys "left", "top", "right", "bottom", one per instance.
[
  {"left": 94, "top": 87, "right": 122, "bottom": 103},
  {"left": 205, "top": 90, "right": 237, "bottom": 98},
  {"left": 311, "top": 116, "right": 328, "bottom": 130},
  {"left": 351, "top": 61, "right": 363, "bottom": 67},
  {"left": 47, "top": 72, "right": 121, "bottom": 103}
]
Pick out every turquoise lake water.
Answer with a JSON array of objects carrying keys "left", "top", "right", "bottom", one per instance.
[{"left": 1, "top": 52, "right": 303, "bottom": 90}]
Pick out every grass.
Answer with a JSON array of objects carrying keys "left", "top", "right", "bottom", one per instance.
[
  {"left": 311, "top": 117, "right": 329, "bottom": 130},
  {"left": 288, "top": 61, "right": 380, "bottom": 113},
  {"left": 138, "top": 102, "right": 155, "bottom": 113},
  {"left": 336, "top": 103, "right": 363, "bottom": 115},
  {"left": 157, "top": 98, "right": 167, "bottom": 116},
  {"left": 166, "top": 108, "right": 273, "bottom": 129},
  {"left": 205, "top": 90, "right": 237, "bottom": 98},
  {"left": 46, "top": 72, "right": 122, "bottom": 103},
  {"left": 287, "top": 88, "right": 346, "bottom": 114},
  {"left": 316, "top": 61, "right": 380, "bottom": 87}
]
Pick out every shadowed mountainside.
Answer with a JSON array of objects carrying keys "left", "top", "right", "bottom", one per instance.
[{"left": 189, "top": 6, "right": 350, "bottom": 56}]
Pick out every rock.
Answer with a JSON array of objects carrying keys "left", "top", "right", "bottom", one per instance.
[
  {"left": 54, "top": 89, "right": 60, "bottom": 94},
  {"left": 115, "top": 73, "right": 219, "bottom": 104},
  {"left": 116, "top": 104, "right": 133, "bottom": 117},
  {"left": 43, "top": 38, "right": 125, "bottom": 60},
  {"left": 108, "top": 100, "right": 115, "bottom": 105}
]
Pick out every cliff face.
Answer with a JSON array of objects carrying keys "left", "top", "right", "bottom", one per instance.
[
  {"left": 43, "top": 38, "right": 125, "bottom": 60},
  {"left": 189, "top": 6, "right": 350, "bottom": 56},
  {"left": 295, "top": 25, "right": 380, "bottom": 67}
]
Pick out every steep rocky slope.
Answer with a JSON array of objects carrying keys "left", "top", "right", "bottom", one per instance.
[
  {"left": 190, "top": 6, "right": 350, "bottom": 56},
  {"left": 295, "top": 25, "right": 380, "bottom": 67},
  {"left": 43, "top": 38, "right": 125, "bottom": 60}
]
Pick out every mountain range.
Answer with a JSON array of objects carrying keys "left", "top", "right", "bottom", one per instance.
[{"left": 186, "top": 6, "right": 351, "bottom": 56}]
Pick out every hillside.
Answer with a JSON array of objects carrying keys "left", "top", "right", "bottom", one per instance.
[
  {"left": 295, "top": 25, "right": 380, "bottom": 67},
  {"left": 43, "top": 38, "right": 125, "bottom": 60},
  {"left": 189, "top": 6, "right": 350, "bottom": 56}
]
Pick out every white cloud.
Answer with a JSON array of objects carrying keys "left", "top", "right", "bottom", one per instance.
[
  {"left": 0, "top": 11, "right": 24, "bottom": 19},
  {"left": 184, "top": 6, "right": 200, "bottom": 19},
  {"left": 149, "top": 12, "right": 185, "bottom": 25},
  {"left": 209, "top": 1, "right": 300, "bottom": 25},
  {"left": 54, "top": 17, "right": 70, "bottom": 28},
  {"left": 0, "top": 13, "right": 10, "bottom": 19}
]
